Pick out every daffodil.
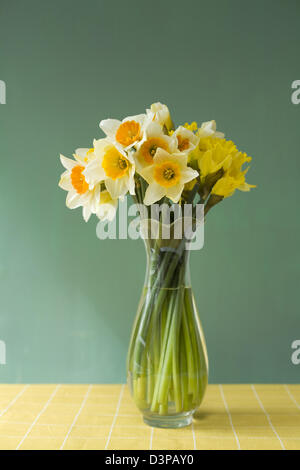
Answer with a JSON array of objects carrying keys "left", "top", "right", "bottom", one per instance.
[
  {"left": 59, "top": 149, "right": 100, "bottom": 222},
  {"left": 183, "top": 121, "right": 198, "bottom": 132},
  {"left": 197, "top": 120, "right": 224, "bottom": 139},
  {"left": 198, "top": 137, "right": 237, "bottom": 181},
  {"left": 173, "top": 126, "right": 199, "bottom": 153},
  {"left": 83, "top": 138, "right": 135, "bottom": 199},
  {"left": 134, "top": 121, "right": 178, "bottom": 172},
  {"left": 211, "top": 176, "right": 240, "bottom": 198},
  {"left": 100, "top": 113, "right": 147, "bottom": 151},
  {"left": 212, "top": 152, "right": 255, "bottom": 198},
  {"left": 146, "top": 102, "right": 173, "bottom": 132},
  {"left": 140, "top": 148, "right": 199, "bottom": 205},
  {"left": 96, "top": 190, "right": 118, "bottom": 221}
]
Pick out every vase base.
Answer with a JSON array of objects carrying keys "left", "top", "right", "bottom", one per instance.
[{"left": 143, "top": 412, "right": 193, "bottom": 429}]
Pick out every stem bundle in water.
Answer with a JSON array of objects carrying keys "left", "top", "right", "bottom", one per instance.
[{"left": 127, "top": 235, "right": 208, "bottom": 427}]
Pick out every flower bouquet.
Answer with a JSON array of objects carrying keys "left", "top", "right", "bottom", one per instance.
[{"left": 59, "top": 102, "right": 254, "bottom": 428}]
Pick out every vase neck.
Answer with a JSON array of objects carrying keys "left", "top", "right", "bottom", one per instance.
[{"left": 144, "top": 241, "right": 191, "bottom": 289}]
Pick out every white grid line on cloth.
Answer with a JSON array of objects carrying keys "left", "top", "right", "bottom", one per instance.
[
  {"left": 192, "top": 422, "right": 197, "bottom": 450},
  {"left": 149, "top": 427, "right": 154, "bottom": 450},
  {"left": 15, "top": 384, "right": 61, "bottom": 450},
  {"left": 0, "top": 385, "right": 29, "bottom": 418},
  {"left": 104, "top": 384, "right": 125, "bottom": 450},
  {"left": 2, "top": 421, "right": 299, "bottom": 431},
  {"left": 284, "top": 385, "right": 300, "bottom": 410},
  {"left": 0, "top": 401, "right": 84, "bottom": 408},
  {"left": 60, "top": 384, "right": 92, "bottom": 450},
  {"left": 0, "top": 420, "right": 147, "bottom": 428},
  {"left": 219, "top": 384, "right": 241, "bottom": 450},
  {"left": 251, "top": 384, "right": 285, "bottom": 450}
]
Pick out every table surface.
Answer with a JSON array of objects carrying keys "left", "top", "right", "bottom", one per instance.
[{"left": 0, "top": 384, "right": 300, "bottom": 450}]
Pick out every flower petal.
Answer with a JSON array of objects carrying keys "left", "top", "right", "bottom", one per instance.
[
  {"left": 82, "top": 205, "right": 92, "bottom": 222},
  {"left": 66, "top": 191, "right": 82, "bottom": 209},
  {"left": 140, "top": 164, "right": 154, "bottom": 184},
  {"left": 74, "top": 148, "right": 91, "bottom": 162},
  {"left": 105, "top": 177, "right": 128, "bottom": 199},
  {"left": 180, "top": 167, "right": 199, "bottom": 184},
  {"left": 60, "top": 154, "right": 77, "bottom": 171},
  {"left": 153, "top": 148, "right": 188, "bottom": 167},
  {"left": 124, "top": 114, "right": 146, "bottom": 127},
  {"left": 59, "top": 171, "right": 72, "bottom": 191},
  {"left": 165, "top": 183, "right": 184, "bottom": 203},
  {"left": 128, "top": 165, "right": 136, "bottom": 195},
  {"left": 83, "top": 159, "right": 106, "bottom": 187},
  {"left": 99, "top": 119, "right": 120, "bottom": 140},
  {"left": 143, "top": 182, "right": 165, "bottom": 205}
]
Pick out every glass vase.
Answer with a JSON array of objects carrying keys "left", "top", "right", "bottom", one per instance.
[{"left": 127, "top": 222, "right": 208, "bottom": 428}]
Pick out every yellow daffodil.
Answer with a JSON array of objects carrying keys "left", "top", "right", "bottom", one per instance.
[
  {"left": 212, "top": 152, "right": 255, "bottom": 198},
  {"left": 83, "top": 138, "right": 135, "bottom": 199},
  {"left": 183, "top": 121, "right": 198, "bottom": 132},
  {"left": 134, "top": 121, "right": 178, "bottom": 172},
  {"left": 211, "top": 176, "right": 240, "bottom": 198},
  {"left": 193, "top": 137, "right": 236, "bottom": 181},
  {"left": 59, "top": 149, "right": 100, "bottom": 222},
  {"left": 140, "top": 149, "right": 199, "bottom": 205}
]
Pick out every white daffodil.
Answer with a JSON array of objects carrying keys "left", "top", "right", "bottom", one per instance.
[
  {"left": 100, "top": 113, "right": 147, "bottom": 151},
  {"left": 140, "top": 148, "right": 199, "bottom": 205},
  {"left": 83, "top": 138, "right": 135, "bottom": 199},
  {"left": 146, "top": 102, "right": 173, "bottom": 132},
  {"left": 58, "top": 149, "right": 100, "bottom": 222},
  {"left": 96, "top": 190, "right": 118, "bottom": 222},
  {"left": 197, "top": 120, "right": 224, "bottom": 139},
  {"left": 133, "top": 121, "right": 178, "bottom": 172},
  {"left": 173, "top": 126, "right": 199, "bottom": 154}
]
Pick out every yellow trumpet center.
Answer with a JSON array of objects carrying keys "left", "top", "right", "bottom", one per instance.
[
  {"left": 102, "top": 147, "right": 129, "bottom": 180},
  {"left": 154, "top": 161, "right": 181, "bottom": 188},
  {"left": 116, "top": 120, "right": 141, "bottom": 147},
  {"left": 140, "top": 138, "right": 168, "bottom": 164},
  {"left": 71, "top": 165, "right": 89, "bottom": 194}
]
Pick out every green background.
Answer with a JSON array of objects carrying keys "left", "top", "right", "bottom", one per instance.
[{"left": 1, "top": 0, "right": 299, "bottom": 384}]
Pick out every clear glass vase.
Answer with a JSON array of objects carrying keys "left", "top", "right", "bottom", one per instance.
[{"left": 127, "top": 223, "right": 208, "bottom": 428}]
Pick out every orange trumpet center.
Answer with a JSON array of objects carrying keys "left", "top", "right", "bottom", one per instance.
[
  {"left": 71, "top": 165, "right": 89, "bottom": 194},
  {"left": 177, "top": 135, "right": 190, "bottom": 151},
  {"left": 116, "top": 120, "right": 141, "bottom": 147},
  {"left": 140, "top": 137, "right": 168, "bottom": 164}
]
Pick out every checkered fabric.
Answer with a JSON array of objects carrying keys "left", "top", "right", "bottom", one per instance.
[{"left": 0, "top": 384, "right": 299, "bottom": 450}]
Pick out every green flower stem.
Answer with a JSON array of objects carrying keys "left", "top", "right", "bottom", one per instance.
[
  {"left": 147, "top": 354, "right": 154, "bottom": 405},
  {"left": 180, "top": 337, "right": 189, "bottom": 411},
  {"left": 156, "top": 292, "right": 179, "bottom": 406},
  {"left": 172, "top": 300, "right": 183, "bottom": 412},
  {"left": 182, "top": 301, "right": 197, "bottom": 398},
  {"left": 150, "top": 291, "right": 175, "bottom": 413},
  {"left": 185, "top": 288, "right": 207, "bottom": 404}
]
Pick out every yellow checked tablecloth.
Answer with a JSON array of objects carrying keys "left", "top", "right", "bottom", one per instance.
[{"left": 0, "top": 384, "right": 299, "bottom": 450}]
